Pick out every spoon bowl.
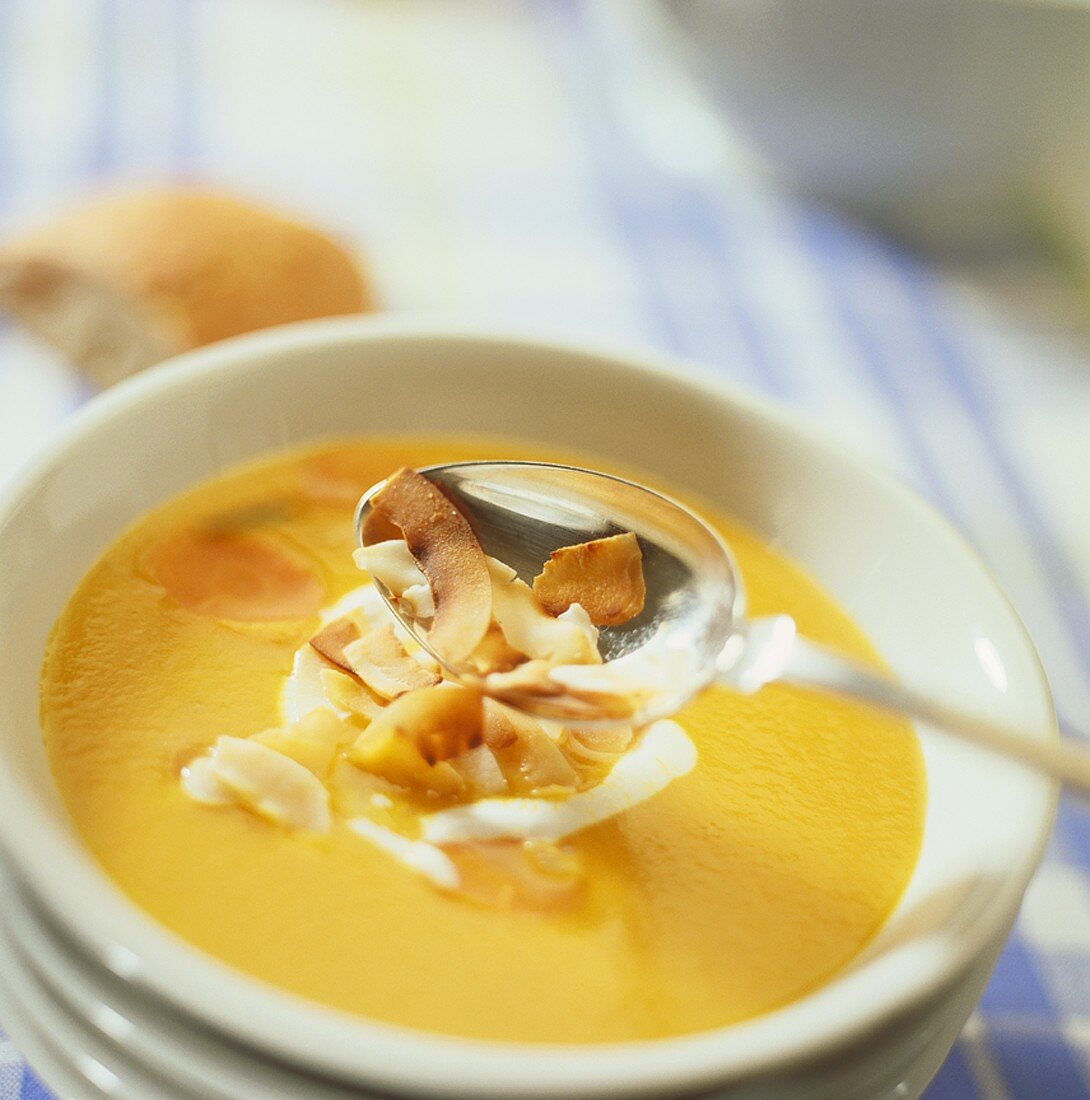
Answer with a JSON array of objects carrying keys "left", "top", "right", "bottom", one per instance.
[{"left": 356, "top": 461, "right": 741, "bottom": 725}]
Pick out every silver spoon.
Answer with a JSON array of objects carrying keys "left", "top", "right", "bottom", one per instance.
[{"left": 356, "top": 461, "right": 1090, "bottom": 792}]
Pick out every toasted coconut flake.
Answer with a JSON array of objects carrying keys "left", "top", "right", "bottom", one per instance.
[
  {"left": 309, "top": 616, "right": 362, "bottom": 674},
  {"left": 359, "top": 506, "right": 405, "bottom": 546},
  {"left": 545, "top": 691, "right": 642, "bottom": 722},
  {"left": 328, "top": 584, "right": 389, "bottom": 625},
  {"left": 556, "top": 603, "right": 599, "bottom": 650},
  {"left": 199, "top": 736, "right": 331, "bottom": 832},
  {"left": 348, "top": 817, "right": 460, "bottom": 889},
  {"left": 142, "top": 528, "right": 324, "bottom": 621},
  {"left": 366, "top": 468, "right": 491, "bottom": 663},
  {"left": 349, "top": 683, "right": 483, "bottom": 793},
  {"left": 401, "top": 583, "right": 436, "bottom": 619},
  {"left": 474, "top": 659, "right": 638, "bottom": 722},
  {"left": 532, "top": 532, "right": 646, "bottom": 626},
  {"left": 546, "top": 632, "right": 700, "bottom": 719},
  {"left": 341, "top": 624, "right": 441, "bottom": 699},
  {"left": 480, "top": 660, "right": 564, "bottom": 701},
  {"left": 312, "top": 610, "right": 438, "bottom": 701},
  {"left": 546, "top": 664, "right": 652, "bottom": 717},
  {"left": 482, "top": 700, "right": 578, "bottom": 794},
  {"left": 546, "top": 662, "right": 645, "bottom": 696},
  {"left": 569, "top": 725, "right": 634, "bottom": 758},
  {"left": 319, "top": 667, "right": 385, "bottom": 720},
  {"left": 181, "top": 756, "right": 233, "bottom": 805},
  {"left": 486, "top": 558, "right": 600, "bottom": 666},
  {"left": 353, "top": 540, "right": 429, "bottom": 599},
  {"left": 327, "top": 758, "right": 401, "bottom": 818},
  {"left": 481, "top": 700, "right": 520, "bottom": 751},
  {"left": 250, "top": 708, "right": 356, "bottom": 779},
  {"left": 282, "top": 645, "right": 334, "bottom": 724},
  {"left": 465, "top": 622, "right": 527, "bottom": 675},
  {"left": 448, "top": 744, "right": 509, "bottom": 797},
  {"left": 350, "top": 730, "right": 463, "bottom": 795},
  {"left": 410, "top": 648, "right": 442, "bottom": 673},
  {"left": 422, "top": 721, "right": 696, "bottom": 844},
  {"left": 563, "top": 726, "right": 635, "bottom": 775}
]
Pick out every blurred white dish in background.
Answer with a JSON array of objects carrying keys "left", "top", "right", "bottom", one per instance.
[{"left": 631, "top": 0, "right": 1090, "bottom": 252}]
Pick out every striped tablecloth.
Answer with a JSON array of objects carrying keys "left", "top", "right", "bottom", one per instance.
[{"left": 1, "top": 1, "right": 1089, "bottom": 1096}]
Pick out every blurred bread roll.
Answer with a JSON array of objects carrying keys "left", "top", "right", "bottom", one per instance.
[{"left": 0, "top": 188, "right": 372, "bottom": 387}]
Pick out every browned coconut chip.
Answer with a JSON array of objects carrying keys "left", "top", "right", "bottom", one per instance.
[
  {"left": 569, "top": 725, "right": 634, "bottom": 757},
  {"left": 366, "top": 468, "right": 492, "bottom": 664},
  {"left": 478, "top": 660, "right": 564, "bottom": 702},
  {"left": 532, "top": 531, "right": 646, "bottom": 626},
  {"left": 341, "top": 623, "right": 441, "bottom": 699},
  {"left": 465, "top": 622, "right": 526, "bottom": 674},
  {"left": 478, "top": 662, "right": 639, "bottom": 723},
  {"left": 350, "top": 683, "right": 484, "bottom": 792},
  {"left": 481, "top": 699, "right": 521, "bottom": 751},
  {"left": 141, "top": 528, "right": 324, "bottom": 621},
  {"left": 447, "top": 744, "right": 508, "bottom": 797},
  {"left": 358, "top": 508, "right": 406, "bottom": 546},
  {"left": 482, "top": 701, "right": 578, "bottom": 793},
  {"left": 319, "top": 668, "right": 385, "bottom": 721},
  {"left": 308, "top": 616, "right": 362, "bottom": 674},
  {"left": 311, "top": 615, "right": 436, "bottom": 705},
  {"left": 563, "top": 726, "right": 635, "bottom": 777}
]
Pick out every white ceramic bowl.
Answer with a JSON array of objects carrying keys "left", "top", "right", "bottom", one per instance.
[{"left": 0, "top": 319, "right": 1057, "bottom": 1098}]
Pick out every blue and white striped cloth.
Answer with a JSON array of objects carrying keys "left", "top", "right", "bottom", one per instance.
[{"left": 1, "top": 2, "right": 1089, "bottom": 1096}]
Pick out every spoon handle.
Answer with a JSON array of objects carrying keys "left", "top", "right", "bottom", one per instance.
[{"left": 720, "top": 616, "right": 1090, "bottom": 793}]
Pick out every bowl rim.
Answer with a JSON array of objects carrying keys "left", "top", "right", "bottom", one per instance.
[{"left": 0, "top": 315, "right": 1059, "bottom": 1096}]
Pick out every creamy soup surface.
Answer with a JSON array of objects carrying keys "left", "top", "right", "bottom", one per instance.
[{"left": 40, "top": 437, "right": 925, "bottom": 1044}]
